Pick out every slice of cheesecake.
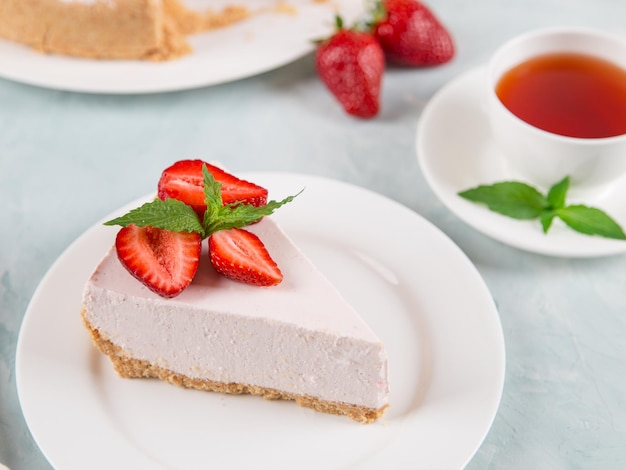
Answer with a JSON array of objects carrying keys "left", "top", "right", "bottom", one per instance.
[{"left": 82, "top": 216, "right": 389, "bottom": 423}]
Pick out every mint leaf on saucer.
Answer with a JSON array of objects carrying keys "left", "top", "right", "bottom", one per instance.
[
  {"left": 458, "top": 181, "right": 548, "bottom": 219},
  {"left": 540, "top": 211, "right": 556, "bottom": 234},
  {"left": 546, "top": 176, "right": 569, "bottom": 209},
  {"left": 458, "top": 176, "right": 626, "bottom": 240},
  {"left": 555, "top": 205, "right": 626, "bottom": 240}
]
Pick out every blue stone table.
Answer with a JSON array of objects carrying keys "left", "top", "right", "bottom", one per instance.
[{"left": 1, "top": 0, "right": 625, "bottom": 468}]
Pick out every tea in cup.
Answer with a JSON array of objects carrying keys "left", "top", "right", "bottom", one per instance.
[{"left": 487, "top": 27, "right": 626, "bottom": 195}]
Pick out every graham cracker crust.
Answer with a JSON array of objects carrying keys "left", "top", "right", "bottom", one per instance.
[
  {"left": 81, "top": 308, "right": 388, "bottom": 423},
  {"left": 0, "top": 0, "right": 250, "bottom": 61}
]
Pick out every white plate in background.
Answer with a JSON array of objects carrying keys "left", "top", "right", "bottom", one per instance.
[{"left": 0, "top": 0, "right": 360, "bottom": 94}]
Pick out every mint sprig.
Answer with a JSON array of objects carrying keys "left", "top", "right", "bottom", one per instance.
[
  {"left": 458, "top": 176, "right": 626, "bottom": 240},
  {"left": 104, "top": 165, "right": 301, "bottom": 238},
  {"left": 200, "top": 165, "right": 300, "bottom": 234}
]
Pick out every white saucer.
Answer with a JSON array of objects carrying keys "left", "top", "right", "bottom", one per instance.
[{"left": 417, "top": 66, "right": 626, "bottom": 258}]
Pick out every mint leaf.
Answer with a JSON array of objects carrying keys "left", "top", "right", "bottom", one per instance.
[
  {"left": 202, "top": 165, "right": 224, "bottom": 225},
  {"left": 200, "top": 164, "right": 302, "bottom": 236},
  {"left": 540, "top": 211, "right": 556, "bottom": 234},
  {"left": 459, "top": 175, "right": 626, "bottom": 241},
  {"left": 458, "top": 182, "right": 548, "bottom": 219},
  {"left": 205, "top": 192, "right": 302, "bottom": 235},
  {"left": 104, "top": 198, "right": 205, "bottom": 235},
  {"left": 555, "top": 205, "right": 626, "bottom": 240},
  {"left": 547, "top": 176, "right": 569, "bottom": 209}
]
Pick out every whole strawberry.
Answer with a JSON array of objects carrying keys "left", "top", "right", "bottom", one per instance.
[
  {"left": 373, "top": 0, "right": 454, "bottom": 66},
  {"left": 315, "top": 17, "right": 384, "bottom": 118}
]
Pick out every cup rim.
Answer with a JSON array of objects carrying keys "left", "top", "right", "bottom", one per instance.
[{"left": 487, "top": 26, "right": 626, "bottom": 144}]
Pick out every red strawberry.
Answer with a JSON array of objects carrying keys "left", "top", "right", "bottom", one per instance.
[
  {"left": 373, "top": 0, "right": 454, "bottom": 66},
  {"left": 209, "top": 228, "right": 282, "bottom": 286},
  {"left": 315, "top": 17, "right": 384, "bottom": 118},
  {"left": 157, "top": 160, "right": 268, "bottom": 216},
  {"left": 115, "top": 224, "right": 201, "bottom": 298}
]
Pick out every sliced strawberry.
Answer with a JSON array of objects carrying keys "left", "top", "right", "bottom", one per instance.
[
  {"left": 157, "top": 159, "right": 268, "bottom": 215},
  {"left": 115, "top": 224, "right": 201, "bottom": 298},
  {"left": 208, "top": 228, "right": 282, "bottom": 286}
]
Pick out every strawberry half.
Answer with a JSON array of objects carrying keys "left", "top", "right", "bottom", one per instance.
[
  {"left": 373, "top": 0, "right": 454, "bottom": 67},
  {"left": 209, "top": 228, "right": 282, "bottom": 286},
  {"left": 315, "top": 18, "right": 384, "bottom": 118},
  {"left": 115, "top": 224, "right": 201, "bottom": 298},
  {"left": 157, "top": 160, "right": 268, "bottom": 215}
]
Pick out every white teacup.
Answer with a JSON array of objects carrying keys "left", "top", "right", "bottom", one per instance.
[{"left": 487, "top": 27, "right": 626, "bottom": 195}]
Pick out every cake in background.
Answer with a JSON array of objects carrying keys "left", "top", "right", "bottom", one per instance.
[{"left": 0, "top": 0, "right": 251, "bottom": 60}]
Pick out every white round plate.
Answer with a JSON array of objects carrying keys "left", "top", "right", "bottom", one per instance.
[
  {"left": 0, "top": 0, "right": 360, "bottom": 94},
  {"left": 417, "top": 66, "right": 626, "bottom": 258},
  {"left": 17, "top": 173, "right": 504, "bottom": 469}
]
